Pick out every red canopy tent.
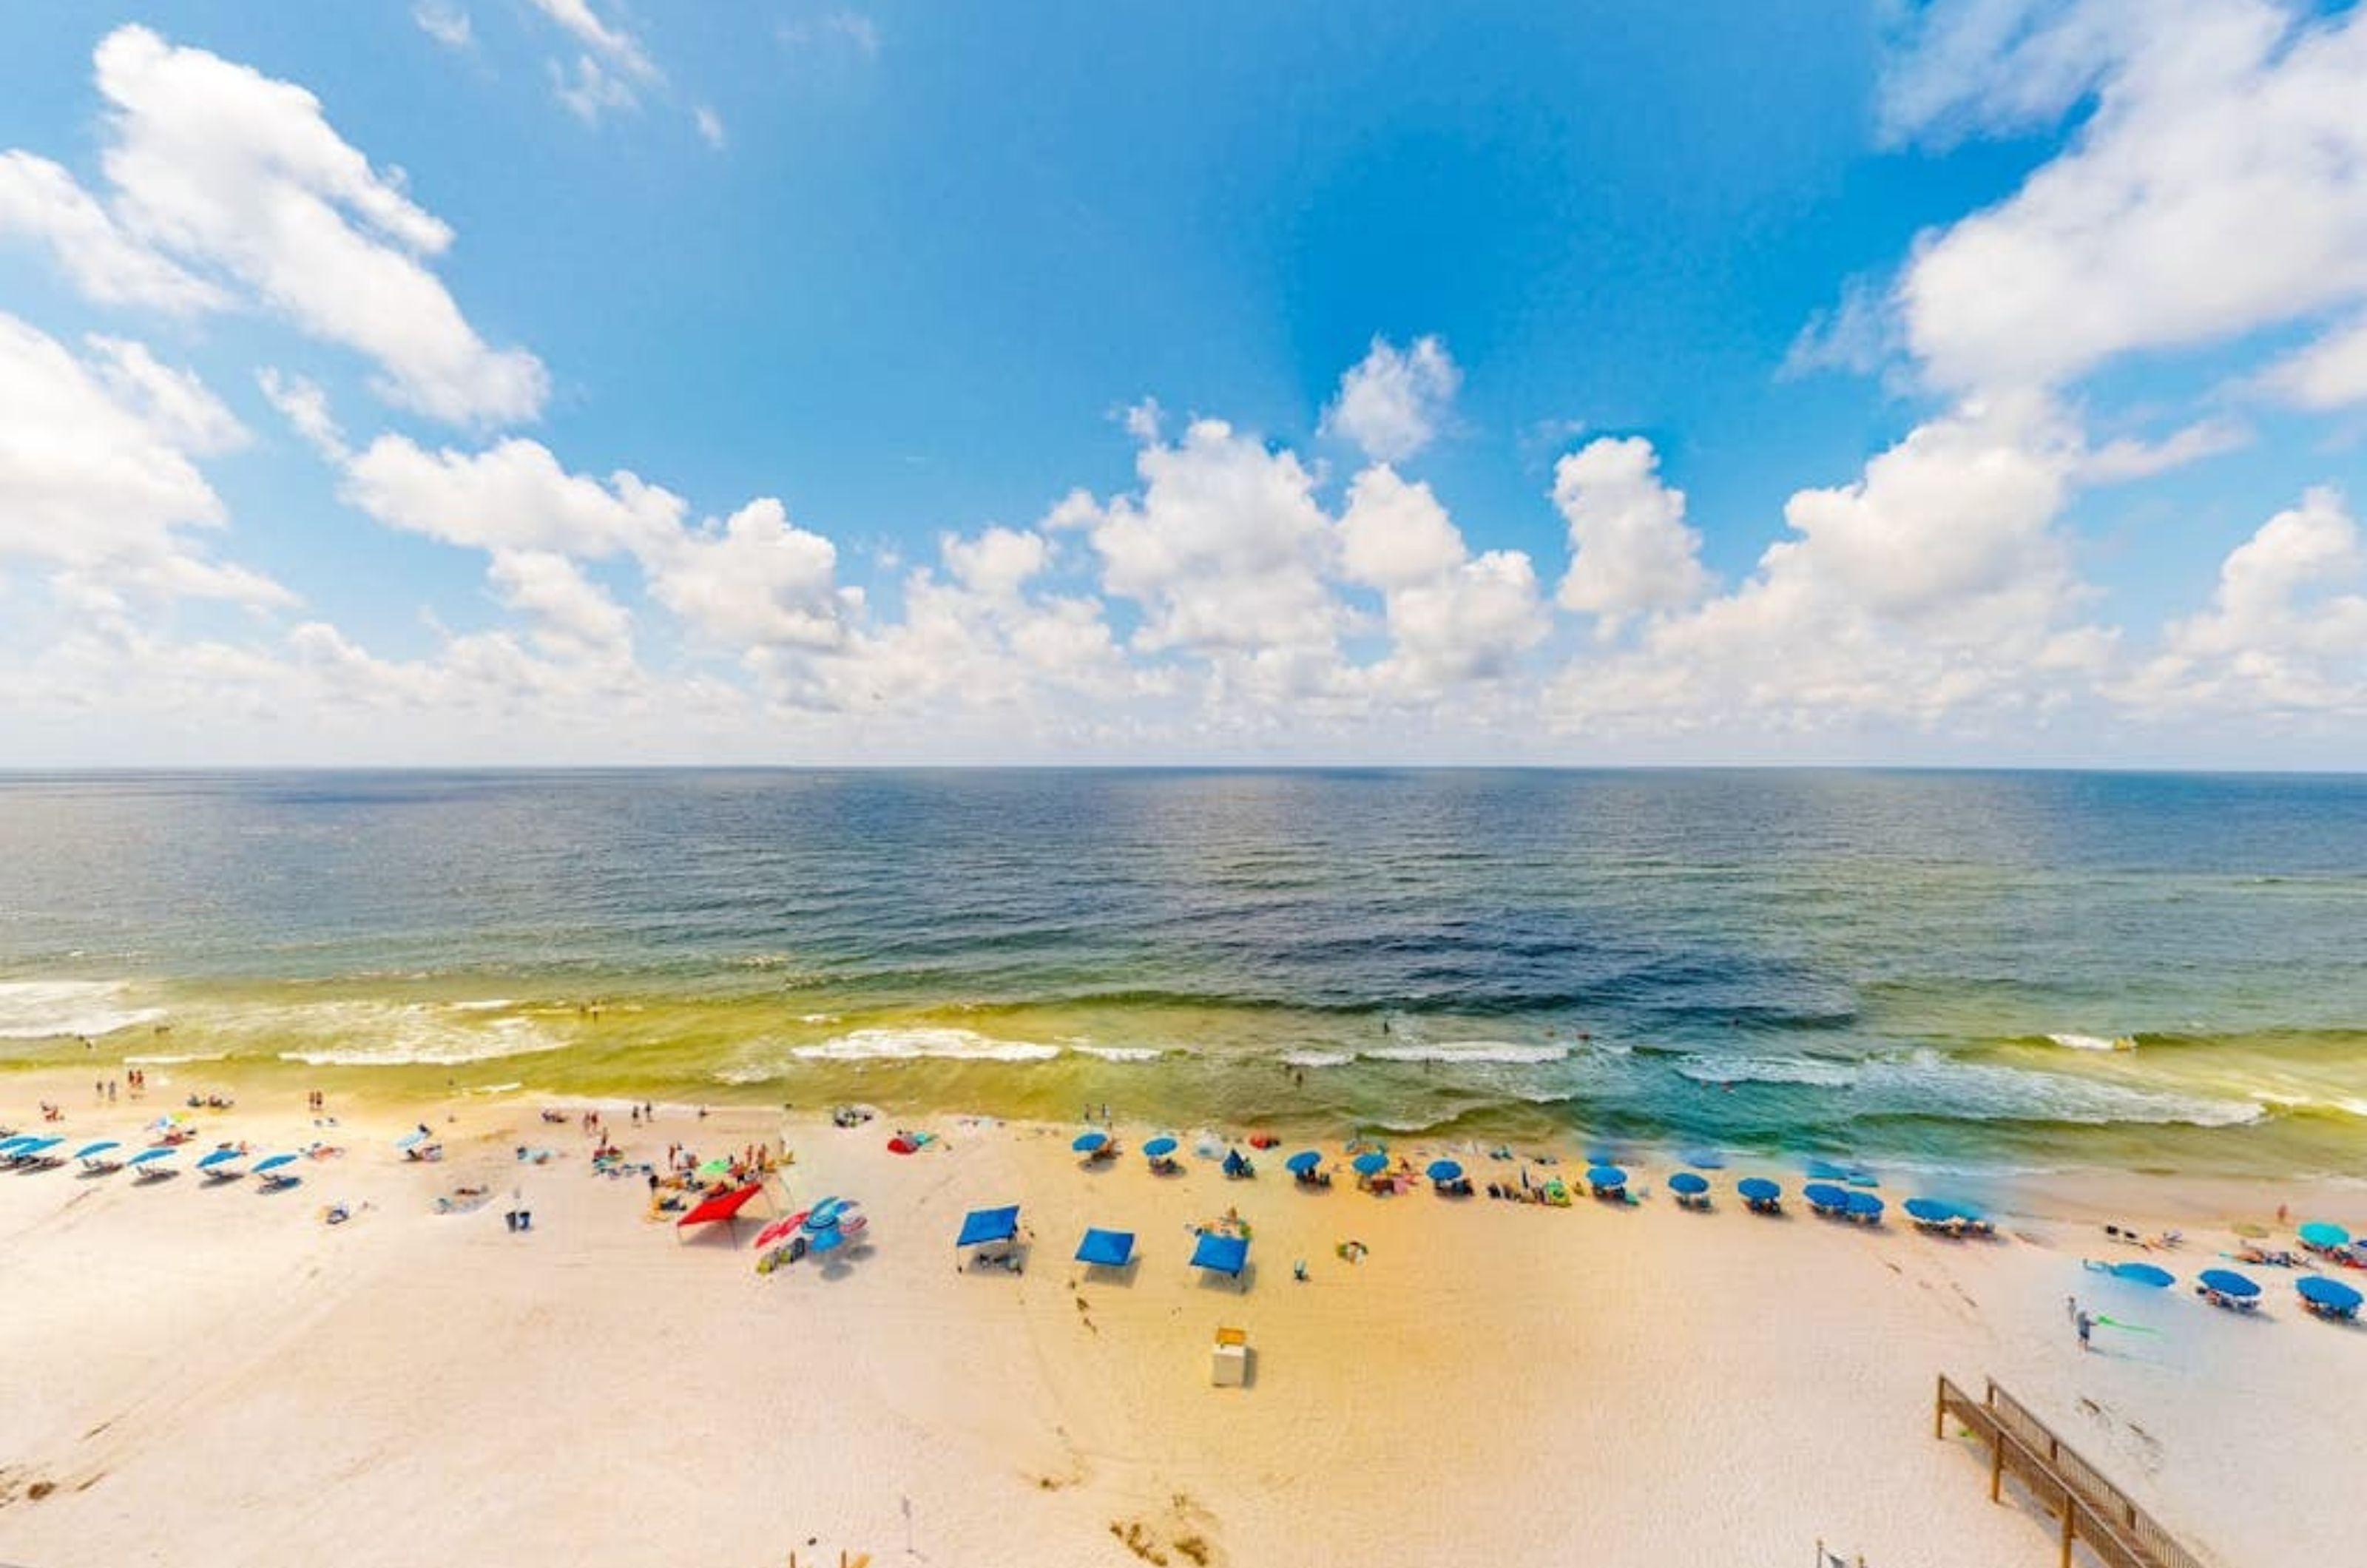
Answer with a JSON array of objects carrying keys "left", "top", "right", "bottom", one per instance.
[{"left": 675, "top": 1182, "right": 764, "bottom": 1236}]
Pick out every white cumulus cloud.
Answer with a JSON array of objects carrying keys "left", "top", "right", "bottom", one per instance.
[
  {"left": 1320, "top": 336, "right": 1460, "bottom": 463},
  {"left": 1551, "top": 436, "right": 1711, "bottom": 629}
]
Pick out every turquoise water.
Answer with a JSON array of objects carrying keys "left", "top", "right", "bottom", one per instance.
[{"left": 1, "top": 769, "right": 2362, "bottom": 1175}]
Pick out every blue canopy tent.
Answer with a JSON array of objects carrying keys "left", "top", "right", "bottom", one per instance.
[
  {"left": 1189, "top": 1231, "right": 1249, "bottom": 1280},
  {"left": 1668, "top": 1172, "right": 1709, "bottom": 1195},
  {"left": 2297, "top": 1221, "right": 2350, "bottom": 1249},
  {"left": 1076, "top": 1228, "right": 1136, "bottom": 1268},
  {"left": 955, "top": 1205, "right": 1021, "bottom": 1249},
  {"left": 1425, "top": 1160, "right": 1463, "bottom": 1183},
  {"left": 1737, "top": 1177, "right": 1781, "bottom": 1211},
  {"left": 1844, "top": 1191, "right": 1885, "bottom": 1223},
  {"left": 2297, "top": 1275, "right": 2363, "bottom": 1320},
  {"left": 2109, "top": 1261, "right": 2174, "bottom": 1288},
  {"left": 1284, "top": 1150, "right": 1323, "bottom": 1175},
  {"left": 1072, "top": 1130, "right": 1110, "bottom": 1154},
  {"left": 1351, "top": 1152, "right": 1389, "bottom": 1177},
  {"left": 1802, "top": 1182, "right": 1851, "bottom": 1214},
  {"left": 2198, "top": 1268, "right": 2260, "bottom": 1308}
]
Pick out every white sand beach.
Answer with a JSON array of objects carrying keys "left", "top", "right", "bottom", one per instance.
[{"left": 1, "top": 1072, "right": 2360, "bottom": 1568}]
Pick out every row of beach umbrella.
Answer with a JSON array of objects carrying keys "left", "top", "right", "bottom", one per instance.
[{"left": 1, "top": 1134, "right": 301, "bottom": 1184}]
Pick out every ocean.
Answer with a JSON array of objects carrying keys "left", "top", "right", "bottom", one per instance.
[{"left": 1, "top": 769, "right": 2362, "bottom": 1177}]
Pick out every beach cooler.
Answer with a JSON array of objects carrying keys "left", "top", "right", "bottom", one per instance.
[{"left": 1210, "top": 1325, "right": 1248, "bottom": 1387}]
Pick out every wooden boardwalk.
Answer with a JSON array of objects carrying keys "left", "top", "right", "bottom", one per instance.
[{"left": 1934, "top": 1375, "right": 2207, "bottom": 1568}]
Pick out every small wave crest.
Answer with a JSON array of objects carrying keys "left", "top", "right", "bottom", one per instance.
[
  {"left": 1675, "top": 1054, "right": 1857, "bottom": 1089},
  {"left": 1072, "top": 1044, "right": 1164, "bottom": 1064},
  {"left": 2044, "top": 1032, "right": 2131, "bottom": 1052},
  {"left": 0, "top": 980, "right": 166, "bottom": 1041},
  {"left": 1363, "top": 1040, "right": 1570, "bottom": 1067},
  {"left": 276, "top": 1010, "right": 568, "bottom": 1067},
  {"left": 791, "top": 1027, "right": 1062, "bottom": 1064},
  {"left": 1280, "top": 1050, "right": 1355, "bottom": 1069}
]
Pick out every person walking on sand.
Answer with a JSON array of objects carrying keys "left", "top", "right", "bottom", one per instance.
[{"left": 2076, "top": 1308, "right": 2095, "bottom": 1352}]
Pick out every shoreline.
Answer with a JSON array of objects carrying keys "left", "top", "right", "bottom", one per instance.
[{"left": 4, "top": 1065, "right": 2363, "bottom": 1567}]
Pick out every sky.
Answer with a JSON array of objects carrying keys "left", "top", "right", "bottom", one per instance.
[{"left": 1, "top": 0, "right": 2364, "bottom": 767}]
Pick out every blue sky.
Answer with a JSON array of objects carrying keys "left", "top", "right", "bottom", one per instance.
[{"left": 1, "top": 1, "right": 2364, "bottom": 765}]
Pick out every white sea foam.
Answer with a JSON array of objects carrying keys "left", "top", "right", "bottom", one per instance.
[
  {"left": 276, "top": 1010, "right": 568, "bottom": 1067},
  {"left": 2044, "top": 1032, "right": 2127, "bottom": 1052},
  {"left": 1280, "top": 1050, "right": 1355, "bottom": 1068},
  {"left": 1856, "top": 1052, "right": 2261, "bottom": 1128},
  {"left": 1363, "top": 1040, "right": 1570, "bottom": 1067},
  {"left": 1072, "top": 1044, "right": 1164, "bottom": 1063},
  {"left": 448, "top": 998, "right": 517, "bottom": 1013},
  {"left": 790, "top": 1027, "right": 1061, "bottom": 1064},
  {"left": 123, "top": 1052, "right": 227, "bottom": 1066},
  {"left": 0, "top": 980, "right": 166, "bottom": 1040}
]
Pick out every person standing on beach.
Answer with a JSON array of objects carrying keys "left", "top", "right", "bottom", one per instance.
[{"left": 2076, "top": 1308, "right": 2095, "bottom": 1351}]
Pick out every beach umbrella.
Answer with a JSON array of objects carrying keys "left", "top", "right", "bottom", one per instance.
[
  {"left": 195, "top": 1148, "right": 243, "bottom": 1172},
  {"left": 2109, "top": 1262, "right": 2175, "bottom": 1288},
  {"left": 2298, "top": 1221, "right": 2351, "bottom": 1248},
  {"left": 251, "top": 1154, "right": 298, "bottom": 1176},
  {"left": 1585, "top": 1165, "right": 1627, "bottom": 1189},
  {"left": 1904, "top": 1197, "right": 1956, "bottom": 1225},
  {"left": 11, "top": 1136, "right": 62, "bottom": 1155},
  {"left": 808, "top": 1226, "right": 846, "bottom": 1254},
  {"left": 2297, "top": 1276, "right": 2363, "bottom": 1315},
  {"left": 126, "top": 1146, "right": 176, "bottom": 1169},
  {"left": 1283, "top": 1150, "right": 1323, "bottom": 1175},
  {"left": 1737, "top": 1177, "right": 1780, "bottom": 1203},
  {"left": 1802, "top": 1182, "right": 1851, "bottom": 1211},
  {"left": 1426, "top": 1159, "right": 1464, "bottom": 1183},
  {"left": 1669, "top": 1172, "right": 1709, "bottom": 1196},
  {"left": 1072, "top": 1130, "right": 1109, "bottom": 1154},
  {"left": 1845, "top": 1191, "right": 1885, "bottom": 1220},
  {"left": 2198, "top": 1268, "right": 2260, "bottom": 1299},
  {"left": 0, "top": 1136, "right": 38, "bottom": 1155},
  {"left": 72, "top": 1140, "right": 122, "bottom": 1160},
  {"left": 1142, "top": 1136, "right": 1179, "bottom": 1160},
  {"left": 1351, "top": 1151, "right": 1389, "bottom": 1176}
]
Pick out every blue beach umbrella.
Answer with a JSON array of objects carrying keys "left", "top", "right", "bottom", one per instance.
[
  {"left": 1802, "top": 1182, "right": 1851, "bottom": 1212},
  {"left": 1845, "top": 1191, "right": 1885, "bottom": 1220},
  {"left": 251, "top": 1154, "right": 298, "bottom": 1175},
  {"left": 1669, "top": 1172, "right": 1709, "bottom": 1196},
  {"left": 1351, "top": 1151, "right": 1389, "bottom": 1177},
  {"left": 1737, "top": 1177, "right": 1780, "bottom": 1203},
  {"left": 1142, "top": 1136, "right": 1179, "bottom": 1160},
  {"left": 2298, "top": 1221, "right": 2351, "bottom": 1248},
  {"left": 126, "top": 1146, "right": 177, "bottom": 1169},
  {"left": 1903, "top": 1197, "right": 1956, "bottom": 1225},
  {"left": 1283, "top": 1150, "right": 1323, "bottom": 1175},
  {"left": 2110, "top": 1262, "right": 2175, "bottom": 1288},
  {"left": 13, "top": 1136, "right": 63, "bottom": 1156},
  {"left": 72, "top": 1140, "right": 122, "bottom": 1160},
  {"left": 1585, "top": 1165, "right": 1627, "bottom": 1189},
  {"left": 195, "top": 1148, "right": 242, "bottom": 1172},
  {"left": 2297, "top": 1275, "right": 2363, "bottom": 1315},
  {"left": 0, "top": 1136, "right": 41, "bottom": 1155},
  {"left": 1071, "top": 1130, "right": 1108, "bottom": 1153},
  {"left": 2198, "top": 1268, "right": 2260, "bottom": 1299},
  {"left": 1425, "top": 1159, "right": 1464, "bottom": 1183},
  {"left": 808, "top": 1226, "right": 845, "bottom": 1254}
]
